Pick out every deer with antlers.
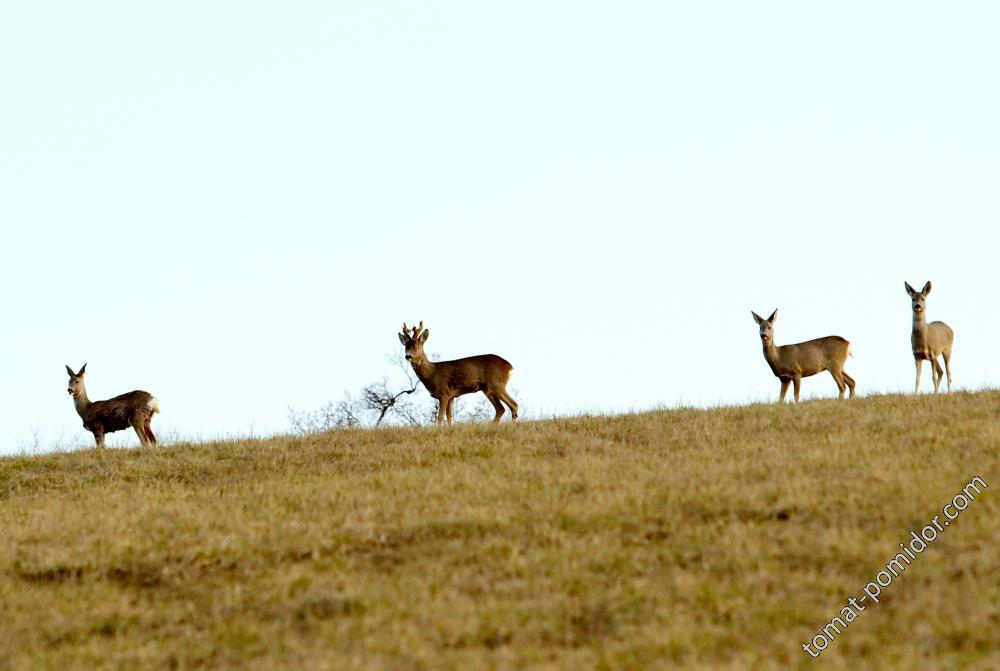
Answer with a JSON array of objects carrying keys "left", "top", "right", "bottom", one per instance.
[
  {"left": 65, "top": 364, "right": 160, "bottom": 447},
  {"left": 398, "top": 321, "right": 518, "bottom": 424},
  {"left": 751, "top": 309, "right": 856, "bottom": 403},
  {"left": 905, "top": 281, "right": 954, "bottom": 393}
]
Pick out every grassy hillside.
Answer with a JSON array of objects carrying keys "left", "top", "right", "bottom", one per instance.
[{"left": 1, "top": 392, "right": 997, "bottom": 670}]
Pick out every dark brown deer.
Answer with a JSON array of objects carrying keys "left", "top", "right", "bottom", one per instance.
[
  {"left": 65, "top": 364, "right": 160, "bottom": 447},
  {"left": 398, "top": 321, "right": 518, "bottom": 424},
  {"left": 751, "top": 309, "right": 855, "bottom": 403},
  {"left": 905, "top": 281, "right": 954, "bottom": 393}
]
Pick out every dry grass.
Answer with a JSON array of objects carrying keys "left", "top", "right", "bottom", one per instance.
[{"left": 1, "top": 391, "right": 998, "bottom": 670}]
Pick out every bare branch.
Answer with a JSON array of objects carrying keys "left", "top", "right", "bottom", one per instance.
[{"left": 361, "top": 377, "right": 420, "bottom": 427}]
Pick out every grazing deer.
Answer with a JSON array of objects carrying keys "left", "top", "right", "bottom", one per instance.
[
  {"left": 398, "top": 321, "right": 518, "bottom": 424},
  {"left": 905, "top": 281, "right": 954, "bottom": 393},
  {"left": 751, "top": 309, "right": 855, "bottom": 403},
  {"left": 65, "top": 364, "right": 160, "bottom": 447}
]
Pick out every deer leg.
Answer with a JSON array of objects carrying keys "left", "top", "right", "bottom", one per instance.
[
  {"left": 829, "top": 369, "right": 847, "bottom": 399},
  {"left": 93, "top": 430, "right": 105, "bottom": 448},
  {"left": 435, "top": 397, "right": 448, "bottom": 425},
  {"left": 914, "top": 358, "right": 923, "bottom": 393},
  {"left": 931, "top": 358, "right": 943, "bottom": 393},
  {"left": 792, "top": 377, "right": 802, "bottom": 402},
  {"left": 942, "top": 349, "right": 952, "bottom": 391},
  {"left": 498, "top": 389, "right": 518, "bottom": 421},
  {"left": 145, "top": 418, "right": 157, "bottom": 444},
  {"left": 842, "top": 371, "right": 856, "bottom": 398},
  {"left": 778, "top": 378, "right": 790, "bottom": 403},
  {"left": 485, "top": 392, "right": 505, "bottom": 423},
  {"left": 132, "top": 419, "right": 149, "bottom": 446},
  {"left": 446, "top": 397, "right": 455, "bottom": 424}
]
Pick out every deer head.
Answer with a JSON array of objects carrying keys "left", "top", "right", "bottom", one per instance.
[
  {"left": 398, "top": 321, "right": 430, "bottom": 363},
  {"left": 751, "top": 309, "right": 778, "bottom": 346},
  {"left": 905, "top": 281, "right": 932, "bottom": 314},
  {"left": 66, "top": 363, "right": 87, "bottom": 398}
]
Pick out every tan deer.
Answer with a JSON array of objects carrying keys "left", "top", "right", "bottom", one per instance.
[
  {"left": 398, "top": 321, "right": 518, "bottom": 424},
  {"left": 905, "top": 281, "right": 954, "bottom": 393},
  {"left": 751, "top": 309, "right": 855, "bottom": 403},
  {"left": 65, "top": 364, "right": 160, "bottom": 447}
]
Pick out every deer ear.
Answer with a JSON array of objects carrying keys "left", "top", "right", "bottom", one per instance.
[
  {"left": 922, "top": 281, "right": 932, "bottom": 295},
  {"left": 419, "top": 329, "right": 430, "bottom": 343},
  {"left": 751, "top": 311, "right": 764, "bottom": 325},
  {"left": 398, "top": 332, "right": 407, "bottom": 345},
  {"left": 78, "top": 363, "right": 87, "bottom": 376},
  {"left": 65, "top": 365, "right": 75, "bottom": 377},
  {"left": 767, "top": 309, "right": 777, "bottom": 323},
  {"left": 905, "top": 282, "right": 916, "bottom": 296}
]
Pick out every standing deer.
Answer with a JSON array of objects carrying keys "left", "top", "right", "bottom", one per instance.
[
  {"left": 398, "top": 321, "right": 518, "bottom": 424},
  {"left": 65, "top": 364, "right": 160, "bottom": 447},
  {"left": 751, "top": 309, "right": 855, "bottom": 403},
  {"left": 905, "top": 281, "right": 954, "bottom": 393}
]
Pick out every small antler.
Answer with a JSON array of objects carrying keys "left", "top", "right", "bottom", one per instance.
[{"left": 401, "top": 321, "right": 424, "bottom": 341}]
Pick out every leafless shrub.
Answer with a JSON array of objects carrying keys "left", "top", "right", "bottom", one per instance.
[
  {"left": 289, "top": 354, "right": 423, "bottom": 433},
  {"left": 361, "top": 377, "right": 420, "bottom": 426},
  {"left": 288, "top": 394, "right": 363, "bottom": 434}
]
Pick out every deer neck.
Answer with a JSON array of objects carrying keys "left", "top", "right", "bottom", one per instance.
[
  {"left": 408, "top": 354, "right": 438, "bottom": 390},
  {"left": 72, "top": 387, "right": 91, "bottom": 417},
  {"left": 912, "top": 309, "right": 928, "bottom": 334},
  {"left": 762, "top": 339, "right": 782, "bottom": 369}
]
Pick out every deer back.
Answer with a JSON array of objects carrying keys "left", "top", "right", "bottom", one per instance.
[
  {"left": 428, "top": 355, "right": 513, "bottom": 397},
  {"left": 83, "top": 391, "right": 156, "bottom": 433},
  {"left": 775, "top": 336, "right": 850, "bottom": 376}
]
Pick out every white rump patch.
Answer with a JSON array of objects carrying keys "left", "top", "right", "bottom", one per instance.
[{"left": 148, "top": 397, "right": 161, "bottom": 413}]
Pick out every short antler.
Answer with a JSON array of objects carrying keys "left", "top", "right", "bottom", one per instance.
[{"left": 401, "top": 321, "right": 425, "bottom": 341}]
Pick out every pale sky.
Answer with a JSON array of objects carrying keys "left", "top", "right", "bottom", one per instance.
[{"left": 2, "top": 2, "right": 998, "bottom": 452}]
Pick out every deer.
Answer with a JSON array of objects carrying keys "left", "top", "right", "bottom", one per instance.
[
  {"left": 65, "top": 364, "right": 160, "bottom": 447},
  {"left": 751, "top": 309, "right": 855, "bottom": 403},
  {"left": 905, "top": 281, "right": 954, "bottom": 393},
  {"left": 398, "top": 321, "right": 518, "bottom": 425}
]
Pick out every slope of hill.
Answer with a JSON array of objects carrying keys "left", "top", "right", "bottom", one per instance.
[{"left": 1, "top": 392, "right": 997, "bottom": 670}]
